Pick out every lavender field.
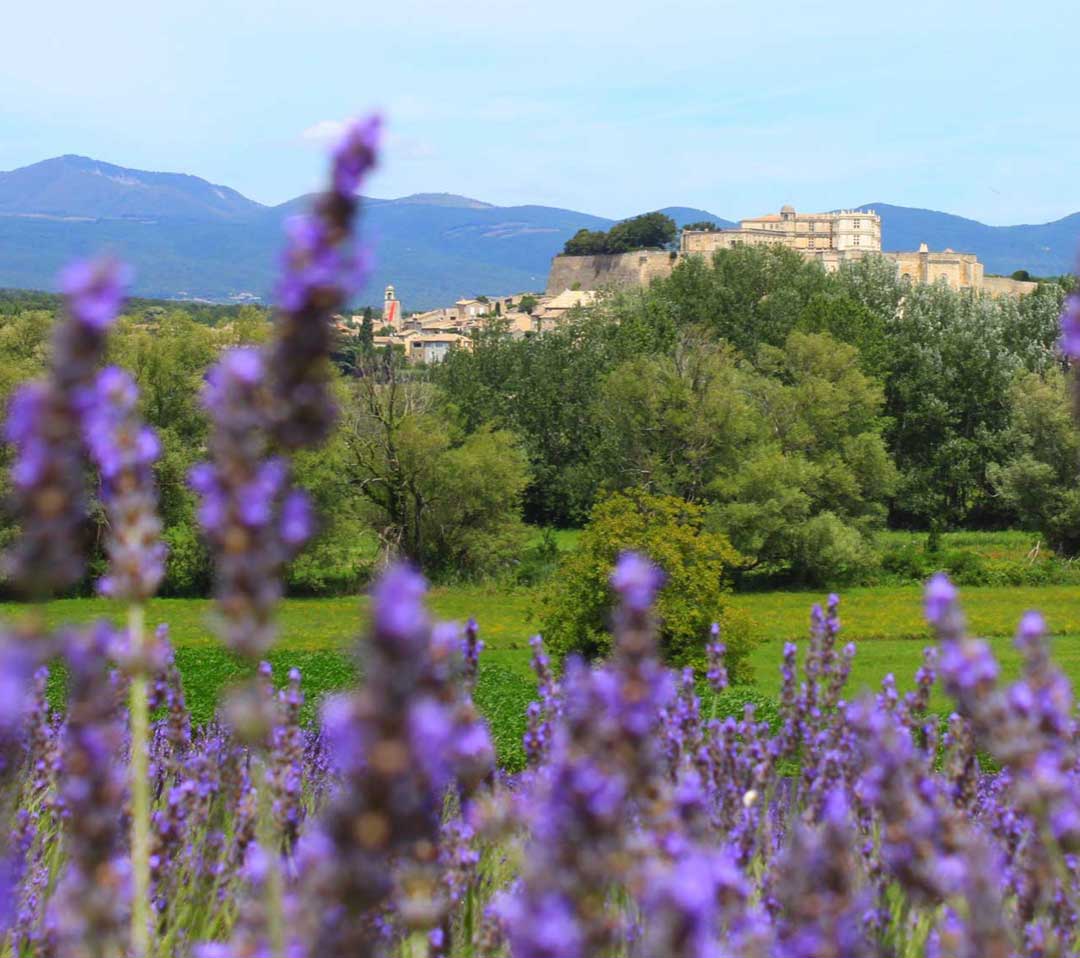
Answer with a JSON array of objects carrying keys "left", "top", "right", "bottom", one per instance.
[{"left": 4, "top": 116, "right": 1080, "bottom": 958}]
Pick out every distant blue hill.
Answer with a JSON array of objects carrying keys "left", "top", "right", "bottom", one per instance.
[
  {"left": 0, "top": 156, "right": 1075, "bottom": 310},
  {"left": 657, "top": 207, "right": 737, "bottom": 230},
  {"left": 858, "top": 203, "right": 1080, "bottom": 277}
]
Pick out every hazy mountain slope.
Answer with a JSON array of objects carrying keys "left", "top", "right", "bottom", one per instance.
[
  {"left": 657, "top": 207, "right": 737, "bottom": 229},
  {"left": 0, "top": 155, "right": 1076, "bottom": 308},
  {"left": 0, "top": 155, "right": 262, "bottom": 222},
  {"left": 860, "top": 203, "right": 1080, "bottom": 276}
]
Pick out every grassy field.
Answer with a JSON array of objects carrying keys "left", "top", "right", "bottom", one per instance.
[
  {"left": 7, "top": 526, "right": 1078, "bottom": 762},
  {"left": 876, "top": 528, "right": 1044, "bottom": 560},
  {"left": 9, "top": 573, "right": 1080, "bottom": 718}
]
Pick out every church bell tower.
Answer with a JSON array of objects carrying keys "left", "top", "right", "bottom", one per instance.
[{"left": 383, "top": 284, "right": 401, "bottom": 330}]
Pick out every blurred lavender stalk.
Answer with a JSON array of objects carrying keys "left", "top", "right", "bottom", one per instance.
[
  {"left": 186, "top": 115, "right": 380, "bottom": 958},
  {"left": 68, "top": 264, "right": 169, "bottom": 958}
]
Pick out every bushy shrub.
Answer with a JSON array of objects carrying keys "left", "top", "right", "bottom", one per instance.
[
  {"left": 160, "top": 522, "right": 212, "bottom": 597},
  {"left": 539, "top": 491, "right": 754, "bottom": 678},
  {"left": 791, "top": 511, "right": 876, "bottom": 587},
  {"left": 513, "top": 527, "right": 563, "bottom": 586}
]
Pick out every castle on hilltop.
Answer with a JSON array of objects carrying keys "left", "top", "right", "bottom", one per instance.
[
  {"left": 683, "top": 205, "right": 882, "bottom": 263},
  {"left": 547, "top": 205, "right": 1036, "bottom": 297}
]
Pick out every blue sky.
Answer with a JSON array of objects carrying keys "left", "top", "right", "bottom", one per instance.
[{"left": 2, "top": 0, "right": 1076, "bottom": 224}]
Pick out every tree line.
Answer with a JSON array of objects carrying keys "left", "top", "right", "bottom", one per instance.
[
  {"left": 0, "top": 246, "right": 1072, "bottom": 597},
  {"left": 439, "top": 246, "right": 1073, "bottom": 585},
  {"left": 563, "top": 211, "right": 678, "bottom": 255}
]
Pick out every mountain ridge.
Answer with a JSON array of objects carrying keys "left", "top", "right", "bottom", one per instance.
[{"left": 0, "top": 155, "right": 1075, "bottom": 309}]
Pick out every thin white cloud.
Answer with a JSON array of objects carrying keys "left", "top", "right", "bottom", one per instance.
[
  {"left": 300, "top": 119, "right": 432, "bottom": 160},
  {"left": 300, "top": 118, "right": 349, "bottom": 145}
]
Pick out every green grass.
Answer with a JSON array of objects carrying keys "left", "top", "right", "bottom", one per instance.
[
  {"left": 12, "top": 589, "right": 542, "bottom": 771},
  {"left": 875, "top": 529, "right": 1044, "bottom": 562},
  {"left": 525, "top": 527, "right": 582, "bottom": 552},
  {"left": 728, "top": 582, "right": 1080, "bottom": 643},
  {"left": 12, "top": 568, "right": 1080, "bottom": 768}
]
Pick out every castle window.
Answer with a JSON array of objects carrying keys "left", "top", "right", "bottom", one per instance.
[
  {"left": 854, "top": 219, "right": 861, "bottom": 228},
  {"left": 853, "top": 235, "right": 861, "bottom": 246},
  {"left": 809, "top": 221, "right": 815, "bottom": 231}
]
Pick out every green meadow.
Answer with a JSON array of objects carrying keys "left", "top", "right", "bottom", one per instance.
[{"left": 10, "top": 551, "right": 1080, "bottom": 766}]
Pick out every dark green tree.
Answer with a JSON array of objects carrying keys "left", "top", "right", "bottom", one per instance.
[
  {"left": 563, "top": 229, "right": 609, "bottom": 255},
  {"left": 605, "top": 211, "right": 677, "bottom": 252},
  {"left": 359, "top": 306, "right": 375, "bottom": 355}
]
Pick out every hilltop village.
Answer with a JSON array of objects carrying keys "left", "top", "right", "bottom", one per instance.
[
  {"left": 340, "top": 206, "right": 1041, "bottom": 363},
  {"left": 334, "top": 285, "right": 598, "bottom": 363}
]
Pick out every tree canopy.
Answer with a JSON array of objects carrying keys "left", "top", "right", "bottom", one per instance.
[{"left": 562, "top": 212, "right": 677, "bottom": 255}]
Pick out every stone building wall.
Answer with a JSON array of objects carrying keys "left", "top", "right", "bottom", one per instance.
[
  {"left": 886, "top": 247, "right": 983, "bottom": 289},
  {"left": 547, "top": 246, "right": 1037, "bottom": 299},
  {"left": 982, "top": 275, "right": 1040, "bottom": 297},
  {"left": 546, "top": 250, "right": 677, "bottom": 295}
]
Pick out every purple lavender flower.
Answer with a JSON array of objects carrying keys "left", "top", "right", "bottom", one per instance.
[
  {"left": 497, "top": 890, "right": 585, "bottom": 958},
  {"left": 705, "top": 623, "right": 728, "bottom": 694},
  {"left": 49, "top": 622, "right": 131, "bottom": 957},
  {"left": 0, "top": 633, "right": 42, "bottom": 936},
  {"left": 461, "top": 617, "right": 483, "bottom": 689},
  {"left": 4, "top": 259, "right": 131, "bottom": 593},
  {"left": 610, "top": 550, "right": 664, "bottom": 613},
  {"left": 925, "top": 572, "right": 961, "bottom": 634},
  {"left": 268, "top": 117, "right": 381, "bottom": 449},
  {"left": 81, "top": 366, "right": 167, "bottom": 600},
  {"left": 639, "top": 848, "right": 739, "bottom": 958},
  {"left": 301, "top": 564, "right": 492, "bottom": 951},
  {"left": 772, "top": 789, "right": 875, "bottom": 958},
  {"left": 370, "top": 562, "right": 428, "bottom": 645},
  {"left": 331, "top": 115, "right": 381, "bottom": 196},
  {"left": 191, "top": 348, "right": 311, "bottom": 658},
  {"left": 58, "top": 259, "right": 133, "bottom": 332},
  {"left": 1059, "top": 292, "right": 1080, "bottom": 358},
  {"left": 271, "top": 667, "right": 306, "bottom": 852},
  {"left": 524, "top": 634, "right": 560, "bottom": 767}
]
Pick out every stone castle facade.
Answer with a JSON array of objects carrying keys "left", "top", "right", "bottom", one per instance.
[
  {"left": 548, "top": 206, "right": 1037, "bottom": 297},
  {"left": 682, "top": 205, "right": 882, "bottom": 259}
]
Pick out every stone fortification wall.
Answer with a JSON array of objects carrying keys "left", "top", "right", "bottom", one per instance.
[
  {"left": 982, "top": 275, "right": 1039, "bottom": 298},
  {"left": 546, "top": 251, "right": 677, "bottom": 295}
]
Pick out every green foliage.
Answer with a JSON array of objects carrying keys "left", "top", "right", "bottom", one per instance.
[
  {"left": 514, "top": 527, "right": 564, "bottom": 586},
  {"left": 591, "top": 336, "right": 756, "bottom": 503},
  {"left": 472, "top": 664, "right": 533, "bottom": 772},
  {"left": 563, "top": 229, "right": 609, "bottom": 255},
  {"left": 437, "top": 311, "right": 674, "bottom": 525},
  {"left": 991, "top": 369, "right": 1080, "bottom": 555},
  {"left": 592, "top": 329, "right": 894, "bottom": 586},
  {"left": 604, "top": 211, "right": 677, "bottom": 252},
  {"left": 615, "top": 245, "right": 829, "bottom": 356},
  {"left": 796, "top": 290, "right": 890, "bottom": 376},
  {"left": 599, "top": 245, "right": 1064, "bottom": 531},
  {"left": 340, "top": 364, "right": 531, "bottom": 579},
  {"left": 561, "top": 212, "right": 677, "bottom": 255},
  {"left": 881, "top": 281, "right": 1062, "bottom": 527},
  {"left": 46, "top": 647, "right": 533, "bottom": 771},
  {"left": 702, "top": 685, "right": 780, "bottom": 728},
  {"left": 540, "top": 492, "right": 754, "bottom": 676}
]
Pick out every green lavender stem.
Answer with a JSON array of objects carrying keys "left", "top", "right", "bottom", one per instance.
[
  {"left": 128, "top": 603, "right": 152, "bottom": 958},
  {"left": 253, "top": 756, "right": 285, "bottom": 957}
]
